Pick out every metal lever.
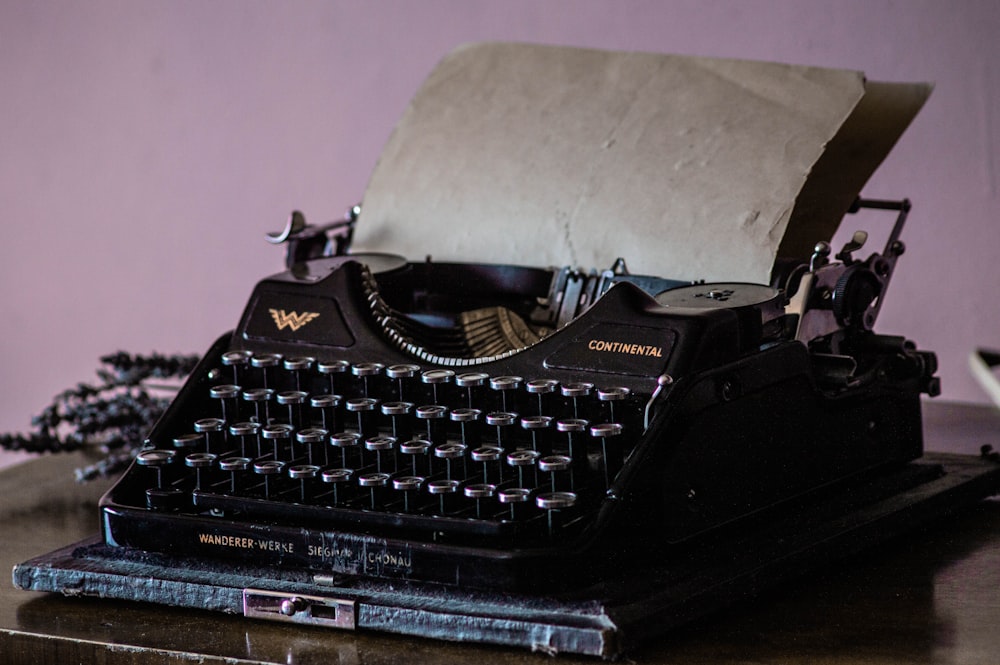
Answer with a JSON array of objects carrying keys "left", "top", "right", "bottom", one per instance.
[
  {"left": 835, "top": 230, "right": 868, "bottom": 264},
  {"left": 266, "top": 205, "right": 360, "bottom": 269},
  {"left": 243, "top": 588, "right": 356, "bottom": 629}
]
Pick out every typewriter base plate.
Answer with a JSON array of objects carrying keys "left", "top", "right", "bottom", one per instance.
[{"left": 14, "top": 452, "right": 1000, "bottom": 660}]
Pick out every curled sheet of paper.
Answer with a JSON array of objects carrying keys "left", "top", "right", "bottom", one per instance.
[{"left": 358, "top": 42, "right": 930, "bottom": 283}]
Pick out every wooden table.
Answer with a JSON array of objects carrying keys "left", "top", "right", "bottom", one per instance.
[{"left": 2, "top": 401, "right": 999, "bottom": 664}]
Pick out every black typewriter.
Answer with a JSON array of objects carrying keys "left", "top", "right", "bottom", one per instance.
[{"left": 98, "top": 198, "right": 940, "bottom": 593}]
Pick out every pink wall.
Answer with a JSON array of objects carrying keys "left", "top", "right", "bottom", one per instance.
[{"left": 1, "top": 0, "right": 998, "bottom": 450}]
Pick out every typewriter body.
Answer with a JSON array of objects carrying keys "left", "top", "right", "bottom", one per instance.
[
  {"left": 99, "top": 199, "right": 939, "bottom": 592},
  {"left": 23, "top": 45, "right": 996, "bottom": 658}
]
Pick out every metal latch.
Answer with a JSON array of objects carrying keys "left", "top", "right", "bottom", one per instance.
[{"left": 243, "top": 588, "right": 356, "bottom": 629}]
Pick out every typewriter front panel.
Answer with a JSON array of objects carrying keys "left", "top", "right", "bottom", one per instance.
[{"left": 99, "top": 259, "right": 766, "bottom": 590}]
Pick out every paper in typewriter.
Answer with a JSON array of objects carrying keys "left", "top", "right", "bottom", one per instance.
[{"left": 358, "top": 42, "right": 930, "bottom": 283}]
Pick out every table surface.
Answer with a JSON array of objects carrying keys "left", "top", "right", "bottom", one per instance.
[{"left": 2, "top": 400, "right": 999, "bottom": 665}]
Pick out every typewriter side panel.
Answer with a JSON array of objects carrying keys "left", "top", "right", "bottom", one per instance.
[{"left": 613, "top": 339, "right": 928, "bottom": 545}]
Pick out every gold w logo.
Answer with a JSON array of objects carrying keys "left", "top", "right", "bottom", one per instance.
[{"left": 269, "top": 309, "right": 320, "bottom": 332}]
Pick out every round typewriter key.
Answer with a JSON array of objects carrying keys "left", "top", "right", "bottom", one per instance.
[
  {"left": 251, "top": 353, "right": 283, "bottom": 390},
  {"left": 317, "top": 359, "right": 350, "bottom": 374},
  {"left": 136, "top": 449, "right": 176, "bottom": 490},
  {"left": 451, "top": 407, "right": 482, "bottom": 447},
  {"left": 490, "top": 375, "right": 523, "bottom": 412},
  {"left": 297, "top": 427, "right": 329, "bottom": 466},
  {"left": 536, "top": 491, "right": 578, "bottom": 537},
  {"left": 539, "top": 454, "right": 573, "bottom": 492},
  {"left": 415, "top": 404, "right": 448, "bottom": 445},
  {"left": 471, "top": 445, "right": 504, "bottom": 484},
  {"left": 434, "top": 442, "right": 467, "bottom": 480},
  {"left": 276, "top": 390, "right": 308, "bottom": 404},
  {"left": 464, "top": 482, "right": 497, "bottom": 518},
  {"left": 365, "top": 435, "right": 397, "bottom": 473},
  {"left": 351, "top": 362, "right": 385, "bottom": 397},
  {"left": 330, "top": 431, "right": 361, "bottom": 468},
  {"left": 221, "top": 349, "right": 252, "bottom": 385},
  {"left": 392, "top": 475, "right": 425, "bottom": 512},
  {"left": 229, "top": 422, "right": 260, "bottom": 458},
  {"left": 526, "top": 378, "right": 559, "bottom": 416},
  {"left": 386, "top": 363, "right": 421, "bottom": 400},
  {"left": 352, "top": 362, "right": 384, "bottom": 376},
  {"left": 591, "top": 422, "right": 624, "bottom": 489},
  {"left": 358, "top": 472, "right": 391, "bottom": 509},
  {"left": 421, "top": 369, "right": 454, "bottom": 404},
  {"left": 556, "top": 418, "right": 590, "bottom": 482},
  {"left": 277, "top": 390, "right": 309, "bottom": 431},
  {"left": 288, "top": 463, "right": 320, "bottom": 502},
  {"left": 426, "top": 478, "right": 460, "bottom": 515},
  {"left": 310, "top": 393, "right": 341, "bottom": 433},
  {"left": 358, "top": 472, "right": 390, "bottom": 486},
  {"left": 456, "top": 371, "right": 490, "bottom": 408},
  {"left": 253, "top": 459, "right": 285, "bottom": 499},
  {"left": 194, "top": 417, "right": 225, "bottom": 454},
  {"left": 318, "top": 359, "right": 350, "bottom": 394},
  {"left": 346, "top": 397, "right": 379, "bottom": 438},
  {"left": 172, "top": 433, "right": 202, "bottom": 452},
  {"left": 242, "top": 387, "right": 274, "bottom": 425},
  {"left": 400, "top": 438, "right": 432, "bottom": 476},
  {"left": 185, "top": 452, "right": 217, "bottom": 492},
  {"left": 209, "top": 384, "right": 241, "bottom": 425},
  {"left": 219, "top": 455, "right": 252, "bottom": 493},
  {"left": 381, "top": 400, "right": 414, "bottom": 440},
  {"left": 321, "top": 467, "right": 354, "bottom": 505},
  {"left": 486, "top": 411, "right": 518, "bottom": 450},
  {"left": 507, "top": 449, "right": 541, "bottom": 488},
  {"left": 251, "top": 353, "right": 283, "bottom": 367},
  {"left": 386, "top": 364, "right": 420, "bottom": 379},
  {"left": 261, "top": 423, "right": 294, "bottom": 461},
  {"left": 194, "top": 417, "right": 225, "bottom": 432},
  {"left": 498, "top": 487, "right": 533, "bottom": 520},
  {"left": 520, "top": 415, "right": 554, "bottom": 455},
  {"left": 136, "top": 448, "right": 175, "bottom": 466},
  {"left": 456, "top": 372, "right": 490, "bottom": 387},
  {"left": 422, "top": 369, "right": 455, "bottom": 383},
  {"left": 289, "top": 463, "right": 320, "bottom": 479},
  {"left": 598, "top": 386, "right": 631, "bottom": 425},
  {"left": 562, "top": 382, "right": 594, "bottom": 419},
  {"left": 283, "top": 356, "right": 315, "bottom": 391}
]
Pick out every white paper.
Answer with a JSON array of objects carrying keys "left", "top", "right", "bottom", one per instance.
[{"left": 357, "top": 42, "right": 929, "bottom": 283}]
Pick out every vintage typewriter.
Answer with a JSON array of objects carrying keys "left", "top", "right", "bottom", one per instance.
[
  {"left": 96, "top": 197, "right": 939, "bottom": 592},
  {"left": 16, "top": 45, "right": 1000, "bottom": 659}
]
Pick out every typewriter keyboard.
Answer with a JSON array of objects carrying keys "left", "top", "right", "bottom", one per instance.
[{"left": 126, "top": 346, "right": 650, "bottom": 549}]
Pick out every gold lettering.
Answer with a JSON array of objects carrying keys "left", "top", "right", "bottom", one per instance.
[
  {"left": 269, "top": 308, "right": 320, "bottom": 332},
  {"left": 198, "top": 533, "right": 256, "bottom": 549},
  {"left": 587, "top": 339, "right": 664, "bottom": 359}
]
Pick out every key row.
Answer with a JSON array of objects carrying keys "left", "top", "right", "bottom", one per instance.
[
  {"left": 216, "top": 350, "right": 634, "bottom": 419},
  {"left": 136, "top": 448, "right": 580, "bottom": 533},
  {"left": 201, "top": 386, "right": 628, "bottom": 453},
  {"left": 170, "top": 416, "right": 624, "bottom": 486}
]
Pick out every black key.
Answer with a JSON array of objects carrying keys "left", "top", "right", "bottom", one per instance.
[
  {"left": 288, "top": 463, "right": 321, "bottom": 502},
  {"left": 526, "top": 378, "right": 559, "bottom": 416},
  {"left": 392, "top": 475, "right": 425, "bottom": 513},
  {"left": 386, "top": 364, "right": 421, "bottom": 401},
  {"left": 591, "top": 422, "right": 624, "bottom": 489},
  {"left": 296, "top": 427, "right": 329, "bottom": 466},
  {"left": 219, "top": 456, "right": 252, "bottom": 493},
  {"left": 321, "top": 467, "right": 354, "bottom": 506},
  {"left": 464, "top": 482, "right": 497, "bottom": 518},
  {"left": 536, "top": 491, "right": 577, "bottom": 537}
]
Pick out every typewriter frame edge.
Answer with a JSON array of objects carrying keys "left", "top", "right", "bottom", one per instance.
[{"left": 15, "top": 452, "right": 1000, "bottom": 659}]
